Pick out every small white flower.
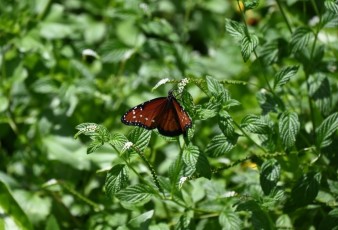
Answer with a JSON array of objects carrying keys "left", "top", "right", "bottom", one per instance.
[
  {"left": 178, "top": 176, "right": 188, "bottom": 189},
  {"left": 177, "top": 78, "right": 189, "bottom": 93},
  {"left": 122, "top": 141, "right": 133, "bottom": 152},
  {"left": 224, "top": 191, "right": 237, "bottom": 198}
]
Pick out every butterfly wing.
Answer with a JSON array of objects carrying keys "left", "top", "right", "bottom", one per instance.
[
  {"left": 156, "top": 97, "right": 192, "bottom": 136},
  {"left": 121, "top": 97, "right": 168, "bottom": 129}
]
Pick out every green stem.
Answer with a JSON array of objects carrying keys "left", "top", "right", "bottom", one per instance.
[{"left": 276, "top": 0, "right": 293, "bottom": 34}]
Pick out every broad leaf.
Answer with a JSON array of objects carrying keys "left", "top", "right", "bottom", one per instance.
[
  {"left": 128, "top": 127, "right": 151, "bottom": 152},
  {"left": 225, "top": 19, "right": 244, "bottom": 40},
  {"left": 183, "top": 144, "right": 211, "bottom": 179},
  {"left": 0, "top": 181, "right": 33, "bottom": 230},
  {"left": 128, "top": 210, "right": 154, "bottom": 229},
  {"left": 290, "top": 27, "right": 313, "bottom": 53},
  {"left": 218, "top": 110, "right": 237, "bottom": 138},
  {"left": 309, "top": 75, "right": 332, "bottom": 116},
  {"left": 273, "top": 66, "right": 299, "bottom": 90},
  {"left": 325, "top": 0, "right": 338, "bottom": 14},
  {"left": 316, "top": 112, "right": 338, "bottom": 148},
  {"left": 205, "top": 134, "right": 237, "bottom": 158},
  {"left": 241, "top": 114, "right": 270, "bottom": 134},
  {"left": 278, "top": 111, "right": 300, "bottom": 149},
  {"left": 260, "top": 159, "right": 281, "bottom": 195},
  {"left": 206, "top": 75, "right": 225, "bottom": 97},
  {"left": 241, "top": 33, "right": 259, "bottom": 62},
  {"left": 289, "top": 172, "right": 321, "bottom": 207},
  {"left": 219, "top": 211, "right": 242, "bottom": 230},
  {"left": 105, "top": 164, "right": 129, "bottom": 198},
  {"left": 116, "top": 184, "right": 154, "bottom": 205}
]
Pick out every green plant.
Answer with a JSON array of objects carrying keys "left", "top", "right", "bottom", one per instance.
[{"left": 1, "top": 0, "right": 338, "bottom": 229}]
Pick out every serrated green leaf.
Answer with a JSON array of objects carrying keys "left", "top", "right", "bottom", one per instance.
[
  {"left": 290, "top": 27, "right": 313, "bottom": 53},
  {"left": 87, "top": 139, "right": 104, "bottom": 154},
  {"left": 205, "top": 134, "right": 237, "bottom": 158},
  {"left": 325, "top": 0, "right": 338, "bottom": 14},
  {"left": 243, "top": 0, "right": 259, "bottom": 10},
  {"left": 309, "top": 75, "right": 332, "bottom": 116},
  {"left": 0, "top": 181, "right": 33, "bottom": 230},
  {"left": 225, "top": 19, "right": 244, "bottom": 39},
  {"left": 109, "top": 133, "right": 129, "bottom": 149},
  {"left": 320, "top": 11, "right": 338, "bottom": 28},
  {"left": 206, "top": 75, "right": 224, "bottom": 97},
  {"left": 105, "top": 164, "right": 129, "bottom": 198},
  {"left": 241, "top": 33, "right": 259, "bottom": 62},
  {"left": 241, "top": 114, "right": 270, "bottom": 134},
  {"left": 182, "top": 145, "right": 199, "bottom": 176},
  {"left": 218, "top": 110, "right": 237, "bottom": 138},
  {"left": 116, "top": 184, "right": 154, "bottom": 205},
  {"left": 169, "top": 155, "right": 184, "bottom": 186},
  {"left": 183, "top": 144, "right": 211, "bottom": 179},
  {"left": 278, "top": 111, "right": 300, "bottom": 149},
  {"left": 74, "top": 123, "right": 100, "bottom": 138},
  {"left": 259, "top": 39, "right": 288, "bottom": 65},
  {"left": 260, "top": 159, "right": 281, "bottom": 195},
  {"left": 273, "top": 66, "right": 299, "bottom": 89},
  {"left": 128, "top": 127, "right": 151, "bottom": 152},
  {"left": 219, "top": 211, "right": 242, "bottom": 230},
  {"left": 290, "top": 172, "right": 321, "bottom": 207},
  {"left": 316, "top": 112, "right": 338, "bottom": 148}
]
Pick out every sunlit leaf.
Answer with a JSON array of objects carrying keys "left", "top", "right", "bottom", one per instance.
[
  {"left": 241, "top": 33, "right": 259, "bottom": 62},
  {"left": 316, "top": 112, "right": 338, "bottom": 148},
  {"left": 278, "top": 111, "right": 300, "bottom": 149},
  {"left": 219, "top": 211, "right": 242, "bottom": 230},
  {"left": 116, "top": 184, "right": 154, "bottom": 205},
  {"left": 260, "top": 159, "right": 281, "bottom": 195},
  {"left": 290, "top": 27, "right": 313, "bottom": 53},
  {"left": 205, "top": 134, "right": 237, "bottom": 158},
  {"left": 105, "top": 164, "right": 129, "bottom": 198},
  {"left": 273, "top": 66, "right": 299, "bottom": 90}
]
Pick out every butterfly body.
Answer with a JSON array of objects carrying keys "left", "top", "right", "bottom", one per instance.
[{"left": 121, "top": 91, "right": 192, "bottom": 137}]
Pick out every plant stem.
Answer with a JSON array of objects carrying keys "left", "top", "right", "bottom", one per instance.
[{"left": 276, "top": 0, "right": 293, "bottom": 34}]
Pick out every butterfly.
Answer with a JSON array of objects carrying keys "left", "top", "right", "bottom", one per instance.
[{"left": 121, "top": 91, "right": 192, "bottom": 137}]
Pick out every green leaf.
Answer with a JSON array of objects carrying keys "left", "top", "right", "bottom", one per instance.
[
  {"left": 316, "top": 112, "right": 338, "bottom": 148},
  {"left": 219, "top": 211, "right": 242, "bottom": 230},
  {"left": 205, "top": 134, "right": 237, "bottom": 158},
  {"left": 218, "top": 110, "right": 237, "bottom": 138},
  {"left": 236, "top": 200, "right": 273, "bottom": 230},
  {"left": 309, "top": 75, "right": 332, "bottom": 116},
  {"left": 101, "top": 41, "right": 135, "bottom": 63},
  {"left": 128, "top": 210, "right": 154, "bottom": 229},
  {"left": 182, "top": 144, "right": 211, "bottom": 179},
  {"left": 241, "top": 33, "right": 259, "bottom": 62},
  {"left": 325, "top": 0, "right": 338, "bottom": 14},
  {"left": 273, "top": 66, "right": 299, "bottom": 90},
  {"left": 206, "top": 75, "right": 224, "bottom": 97},
  {"left": 256, "top": 90, "right": 280, "bottom": 115},
  {"left": 128, "top": 127, "right": 151, "bottom": 152},
  {"left": 278, "top": 111, "right": 300, "bottom": 149},
  {"left": 289, "top": 172, "right": 321, "bottom": 207},
  {"left": 276, "top": 214, "right": 293, "bottom": 230},
  {"left": 116, "top": 184, "right": 154, "bottom": 205},
  {"left": 290, "top": 27, "right": 313, "bottom": 53},
  {"left": 0, "top": 181, "right": 33, "bottom": 230},
  {"left": 105, "top": 164, "right": 129, "bottom": 198},
  {"left": 225, "top": 19, "right": 244, "bottom": 40},
  {"left": 260, "top": 159, "right": 281, "bottom": 195},
  {"left": 109, "top": 133, "right": 129, "bottom": 150},
  {"left": 241, "top": 114, "right": 270, "bottom": 134},
  {"left": 243, "top": 0, "right": 260, "bottom": 10}
]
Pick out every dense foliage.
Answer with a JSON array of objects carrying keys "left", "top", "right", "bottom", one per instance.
[{"left": 1, "top": 0, "right": 338, "bottom": 229}]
